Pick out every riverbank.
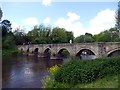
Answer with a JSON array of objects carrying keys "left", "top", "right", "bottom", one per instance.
[
  {"left": 42, "top": 57, "right": 120, "bottom": 88},
  {"left": 2, "top": 49, "right": 20, "bottom": 57}
]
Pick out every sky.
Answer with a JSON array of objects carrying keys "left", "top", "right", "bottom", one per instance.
[{"left": 0, "top": 0, "right": 118, "bottom": 37}]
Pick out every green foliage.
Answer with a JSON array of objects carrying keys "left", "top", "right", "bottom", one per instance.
[
  {"left": 0, "top": 7, "right": 2, "bottom": 21},
  {"left": 33, "top": 37, "right": 47, "bottom": 44},
  {"left": 75, "top": 33, "right": 95, "bottom": 43},
  {"left": 49, "top": 65, "right": 59, "bottom": 78},
  {"left": 51, "top": 27, "right": 67, "bottom": 43},
  {"left": 54, "top": 57, "right": 120, "bottom": 85},
  {"left": 94, "top": 28, "right": 120, "bottom": 42},
  {"left": 42, "top": 65, "right": 71, "bottom": 88},
  {"left": 2, "top": 35, "right": 16, "bottom": 49},
  {"left": 2, "top": 19, "right": 19, "bottom": 56},
  {"left": 42, "top": 76, "right": 70, "bottom": 88},
  {"left": 66, "top": 31, "right": 74, "bottom": 43},
  {"left": 2, "top": 49, "right": 19, "bottom": 56},
  {"left": 74, "top": 74, "right": 119, "bottom": 88}
]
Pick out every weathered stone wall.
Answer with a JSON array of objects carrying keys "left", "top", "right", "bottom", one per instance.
[{"left": 17, "top": 42, "right": 120, "bottom": 58}]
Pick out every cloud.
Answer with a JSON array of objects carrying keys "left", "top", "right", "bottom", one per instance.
[
  {"left": 11, "top": 22, "right": 20, "bottom": 31},
  {"left": 22, "top": 17, "right": 38, "bottom": 26},
  {"left": 42, "top": 0, "right": 52, "bottom": 6},
  {"left": 87, "top": 9, "right": 116, "bottom": 34},
  {"left": 54, "top": 12, "right": 84, "bottom": 37},
  {"left": 43, "top": 17, "right": 51, "bottom": 24},
  {"left": 67, "top": 12, "right": 80, "bottom": 22},
  {"left": 54, "top": 9, "right": 116, "bottom": 37}
]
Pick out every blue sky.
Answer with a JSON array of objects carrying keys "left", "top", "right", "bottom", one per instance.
[{"left": 1, "top": 1, "right": 118, "bottom": 37}]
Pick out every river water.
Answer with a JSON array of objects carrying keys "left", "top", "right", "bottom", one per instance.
[
  {"left": 2, "top": 55, "right": 63, "bottom": 88},
  {"left": 2, "top": 54, "right": 97, "bottom": 88}
]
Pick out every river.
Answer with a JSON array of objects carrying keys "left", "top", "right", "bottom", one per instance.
[
  {"left": 2, "top": 53, "right": 97, "bottom": 88},
  {"left": 2, "top": 55, "right": 63, "bottom": 88}
]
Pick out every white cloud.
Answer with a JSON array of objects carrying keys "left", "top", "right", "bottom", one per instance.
[
  {"left": 42, "top": 0, "right": 52, "bottom": 6},
  {"left": 87, "top": 9, "right": 116, "bottom": 34},
  {"left": 54, "top": 9, "right": 116, "bottom": 37},
  {"left": 22, "top": 17, "right": 38, "bottom": 26},
  {"left": 54, "top": 12, "right": 84, "bottom": 37},
  {"left": 11, "top": 22, "right": 20, "bottom": 31},
  {"left": 43, "top": 17, "right": 51, "bottom": 24},
  {"left": 67, "top": 12, "right": 80, "bottom": 22}
]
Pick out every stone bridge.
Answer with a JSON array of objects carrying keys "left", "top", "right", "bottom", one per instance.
[{"left": 17, "top": 42, "right": 120, "bottom": 58}]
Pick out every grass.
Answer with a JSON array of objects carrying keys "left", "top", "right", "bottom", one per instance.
[
  {"left": 73, "top": 74, "right": 119, "bottom": 88},
  {"left": 43, "top": 74, "right": 119, "bottom": 88}
]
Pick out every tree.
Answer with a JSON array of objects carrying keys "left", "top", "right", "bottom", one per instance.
[
  {"left": 75, "top": 33, "right": 95, "bottom": 43},
  {"left": 94, "top": 28, "right": 120, "bottom": 42},
  {"left": 75, "top": 35, "right": 85, "bottom": 43},
  {"left": 66, "top": 31, "right": 74, "bottom": 43},
  {"left": 27, "top": 24, "right": 52, "bottom": 44},
  {"left": 0, "top": 8, "right": 2, "bottom": 21},
  {"left": 1, "top": 19, "right": 12, "bottom": 36},
  {"left": 13, "top": 28, "right": 30, "bottom": 45},
  {"left": 116, "top": 1, "right": 120, "bottom": 38},
  {"left": 2, "top": 20, "right": 17, "bottom": 55},
  {"left": 51, "top": 27, "right": 67, "bottom": 43}
]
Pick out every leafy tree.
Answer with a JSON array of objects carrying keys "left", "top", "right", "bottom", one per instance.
[
  {"left": 66, "top": 31, "right": 74, "bottom": 43},
  {"left": 75, "top": 35, "right": 85, "bottom": 43},
  {"left": 75, "top": 33, "right": 95, "bottom": 43},
  {"left": 13, "top": 28, "right": 30, "bottom": 45},
  {"left": 27, "top": 24, "right": 52, "bottom": 44},
  {"left": 94, "top": 28, "right": 120, "bottom": 42},
  {"left": 116, "top": 1, "right": 120, "bottom": 38},
  {"left": 51, "top": 27, "right": 67, "bottom": 43},
  {"left": 0, "top": 7, "right": 2, "bottom": 21},
  {"left": 2, "top": 20, "right": 18, "bottom": 56},
  {"left": 34, "top": 37, "right": 47, "bottom": 44},
  {"left": 1, "top": 19, "right": 12, "bottom": 36}
]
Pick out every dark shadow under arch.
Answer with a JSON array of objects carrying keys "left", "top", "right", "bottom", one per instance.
[
  {"left": 27, "top": 48, "right": 29, "bottom": 52},
  {"left": 76, "top": 49, "right": 96, "bottom": 59},
  {"left": 34, "top": 48, "right": 39, "bottom": 53},
  {"left": 44, "top": 48, "right": 51, "bottom": 58},
  {"left": 21, "top": 48, "right": 23, "bottom": 51},
  {"left": 57, "top": 48, "right": 70, "bottom": 58},
  {"left": 108, "top": 50, "right": 120, "bottom": 57}
]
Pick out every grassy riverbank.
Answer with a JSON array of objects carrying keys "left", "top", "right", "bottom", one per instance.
[
  {"left": 2, "top": 49, "right": 20, "bottom": 57},
  {"left": 42, "top": 57, "right": 120, "bottom": 88}
]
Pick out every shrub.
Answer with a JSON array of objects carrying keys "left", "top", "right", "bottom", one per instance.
[
  {"left": 42, "top": 65, "right": 71, "bottom": 88},
  {"left": 49, "top": 65, "right": 59, "bottom": 78},
  {"left": 54, "top": 57, "right": 120, "bottom": 85},
  {"left": 42, "top": 76, "right": 70, "bottom": 88}
]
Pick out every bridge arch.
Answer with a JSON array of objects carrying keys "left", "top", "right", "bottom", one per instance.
[
  {"left": 44, "top": 48, "right": 51, "bottom": 57},
  {"left": 76, "top": 48, "right": 96, "bottom": 59},
  {"left": 27, "top": 48, "right": 29, "bottom": 52},
  {"left": 57, "top": 48, "right": 70, "bottom": 58},
  {"left": 34, "top": 48, "right": 39, "bottom": 53},
  {"left": 107, "top": 48, "right": 120, "bottom": 57},
  {"left": 20, "top": 48, "right": 23, "bottom": 52}
]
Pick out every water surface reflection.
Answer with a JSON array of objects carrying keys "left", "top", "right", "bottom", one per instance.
[{"left": 2, "top": 55, "right": 63, "bottom": 88}]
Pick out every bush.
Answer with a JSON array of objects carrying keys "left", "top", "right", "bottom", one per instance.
[
  {"left": 42, "top": 65, "right": 71, "bottom": 88},
  {"left": 42, "top": 76, "right": 70, "bottom": 88},
  {"left": 49, "top": 65, "right": 59, "bottom": 79},
  {"left": 54, "top": 57, "right": 120, "bottom": 85}
]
